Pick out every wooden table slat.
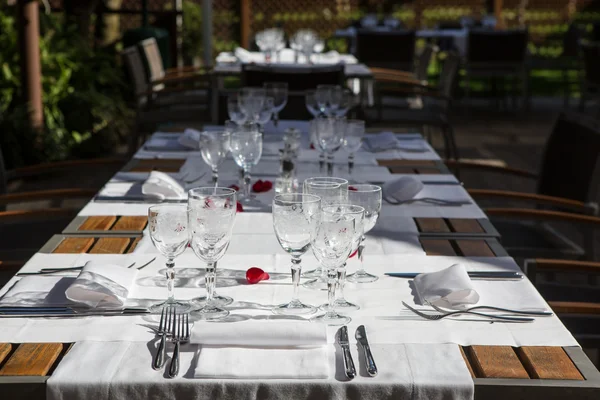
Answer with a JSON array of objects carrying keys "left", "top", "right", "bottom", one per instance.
[
  {"left": 415, "top": 218, "right": 451, "bottom": 233},
  {"left": 112, "top": 216, "right": 147, "bottom": 231},
  {"left": 0, "top": 343, "right": 12, "bottom": 366},
  {"left": 459, "top": 346, "right": 476, "bottom": 378},
  {"left": 127, "top": 237, "right": 142, "bottom": 253},
  {"left": 52, "top": 237, "right": 95, "bottom": 254},
  {"left": 448, "top": 219, "right": 485, "bottom": 234},
  {"left": 389, "top": 166, "right": 418, "bottom": 174},
  {"left": 377, "top": 159, "right": 437, "bottom": 167},
  {"left": 0, "top": 343, "right": 62, "bottom": 376},
  {"left": 78, "top": 216, "right": 117, "bottom": 231},
  {"left": 468, "top": 346, "right": 530, "bottom": 379},
  {"left": 516, "top": 347, "right": 584, "bottom": 380},
  {"left": 455, "top": 239, "right": 495, "bottom": 257},
  {"left": 419, "top": 239, "right": 457, "bottom": 256},
  {"left": 89, "top": 238, "right": 132, "bottom": 254},
  {"left": 415, "top": 168, "right": 442, "bottom": 174}
]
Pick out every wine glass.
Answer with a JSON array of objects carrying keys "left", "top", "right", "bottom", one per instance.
[
  {"left": 256, "top": 97, "right": 275, "bottom": 127},
  {"left": 264, "top": 82, "right": 288, "bottom": 129},
  {"left": 328, "top": 204, "right": 365, "bottom": 311},
  {"left": 229, "top": 125, "right": 263, "bottom": 204},
  {"left": 315, "top": 86, "right": 331, "bottom": 115},
  {"left": 238, "top": 88, "right": 266, "bottom": 122},
  {"left": 343, "top": 120, "right": 365, "bottom": 177},
  {"left": 316, "top": 85, "right": 343, "bottom": 116},
  {"left": 310, "top": 205, "right": 360, "bottom": 325},
  {"left": 314, "top": 116, "right": 346, "bottom": 176},
  {"left": 335, "top": 89, "right": 357, "bottom": 117},
  {"left": 272, "top": 194, "right": 321, "bottom": 315},
  {"left": 199, "top": 131, "right": 230, "bottom": 185},
  {"left": 309, "top": 119, "right": 326, "bottom": 173},
  {"left": 346, "top": 184, "right": 382, "bottom": 283},
  {"left": 305, "top": 90, "right": 322, "bottom": 118},
  {"left": 188, "top": 187, "right": 237, "bottom": 320},
  {"left": 228, "top": 95, "right": 247, "bottom": 125},
  {"left": 148, "top": 204, "right": 190, "bottom": 313}
]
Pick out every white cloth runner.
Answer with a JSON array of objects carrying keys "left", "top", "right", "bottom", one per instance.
[
  {"left": 413, "top": 264, "right": 480, "bottom": 308},
  {"left": 191, "top": 321, "right": 329, "bottom": 379},
  {"left": 47, "top": 341, "right": 473, "bottom": 400}
]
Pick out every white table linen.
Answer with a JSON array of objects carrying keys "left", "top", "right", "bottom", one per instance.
[{"left": 413, "top": 264, "right": 480, "bottom": 308}]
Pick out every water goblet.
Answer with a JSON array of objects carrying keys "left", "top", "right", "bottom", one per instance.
[
  {"left": 335, "top": 89, "right": 357, "bottom": 118},
  {"left": 239, "top": 88, "right": 266, "bottom": 122},
  {"left": 309, "top": 119, "right": 326, "bottom": 173},
  {"left": 148, "top": 204, "right": 190, "bottom": 313},
  {"left": 314, "top": 116, "right": 346, "bottom": 176},
  {"left": 264, "top": 82, "right": 288, "bottom": 129},
  {"left": 343, "top": 120, "right": 365, "bottom": 176},
  {"left": 188, "top": 187, "right": 237, "bottom": 320},
  {"left": 228, "top": 95, "right": 247, "bottom": 125},
  {"left": 346, "top": 184, "right": 382, "bottom": 283},
  {"left": 229, "top": 125, "right": 263, "bottom": 204},
  {"left": 256, "top": 97, "right": 275, "bottom": 127},
  {"left": 305, "top": 90, "right": 322, "bottom": 118},
  {"left": 199, "top": 131, "right": 230, "bottom": 185},
  {"left": 272, "top": 194, "right": 321, "bottom": 315}
]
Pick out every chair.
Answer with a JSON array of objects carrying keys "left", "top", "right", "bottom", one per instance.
[
  {"left": 237, "top": 64, "right": 345, "bottom": 121},
  {"left": 370, "top": 44, "right": 437, "bottom": 83},
  {"left": 370, "top": 52, "right": 461, "bottom": 159},
  {"left": 355, "top": 29, "right": 416, "bottom": 71},
  {"left": 449, "top": 112, "right": 600, "bottom": 261},
  {"left": 463, "top": 28, "right": 529, "bottom": 110},
  {"left": 579, "top": 41, "right": 600, "bottom": 114}
]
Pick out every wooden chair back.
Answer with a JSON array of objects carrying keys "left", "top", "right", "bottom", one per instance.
[
  {"left": 121, "top": 46, "right": 149, "bottom": 100},
  {"left": 580, "top": 41, "right": 600, "bottom": 87},
  {"left": 537, "top": 112, "right": 600, "bottom": 204},
  {"left": 139, "top": 37, "right": 166, "bottom": 82},
  {"left": 467, "top": 28, "right": 528, "bottom": 64},
  {"left": 438, "top": 51, "right": 461, "bottom": 100},
  {"left": 415, "top": 44, "right": 436, "bottom": 81},
  {"left": 355, "top": 29, "right": 416, "bottom": 70}
]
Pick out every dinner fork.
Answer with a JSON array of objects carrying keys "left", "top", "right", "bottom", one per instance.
[
  {"left": 429, "top": 303, "right": 553, "bottom": 317},
  {"left": 384, "top": 197, "right": 470, "bottom": 206},
  {"left": 168, "top": 311, "right": 190, "bottom": 378},
  {"left": 152, "top": 306, "right": 171, "bottom": 370},
  {"left": 402, "top": 302, "right": 534, "bottom": 323}
]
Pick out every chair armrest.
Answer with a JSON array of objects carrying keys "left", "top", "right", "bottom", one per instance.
[
  {"left": 7, "top": 158, "right": 125, "bottom": 181},
  {"left": 0, "top": 208, "right": 78, "bottom": 223},
  {"left": 484, "top": 208, "right": 600, "bottom": 226},
  {"left": 444, "top": 160, "right": 538, "bottom": 179},
  {"left": 525, "top": 258, "right": 600, "bottom": 275},
  {"left": 548, "top": 301, "right": 600, "bottom": 315},
  {"left": 164, "top": 66, "right": 210, "bottom": 76},
  {"left": 153, "top": 72, "right": 210, "bottom": 87},
  {"left": 468, "top": 189, "right": 595, "bottom": 213},
  {"left": 0, "top": 189, "right": 97, "bottom": 206},
  {"left": 0, "top": 260, "right": 24, "bottom": 271},
  {"left": 370, "top": 67, "right": 415, "bottom": 77}
]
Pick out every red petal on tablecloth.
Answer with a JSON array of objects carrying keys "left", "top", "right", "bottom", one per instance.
[
  {"left": 229, "top": 184, "right": 240, "bottom": 192},
  {"left": 310, "top": 143, "right": 315, "bottom": 150},
  {"left": 252, "top": 180, "right": 273, "bottom": 193},
  {"left": 236, "top": 202, "right": 244, "bottom": 212},
  {"left": 246, "top": 267, "right": 270, "bottom": 284},
  {"left": 348, "top": 186, "right": 358, "bottom": 191}
]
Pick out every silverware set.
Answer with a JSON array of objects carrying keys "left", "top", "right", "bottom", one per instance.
[
  {"left": 16, "top": 258, "right": 156, "bottom": 277},
  {"left": 152, "top": 306, "right": 190, "bottom": 378},
  {"left": 336, "top": 325, "right": 377, "bottom": 380}
]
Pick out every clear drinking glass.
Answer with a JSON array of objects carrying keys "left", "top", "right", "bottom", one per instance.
[
  {"left": 229, "top": 126, "right": 263, "bottom": 203},
  {"left": 314, "top": 117, "right": 346, "bottom": 176},
  {"left": 346, "top": 184, "right": 382, "bottom": 283},
  {"left": 228, "top": 95, "right": 247, "bottom": 125},
  {"left": 148, "top": 204, "right": 190, "bottom": 313},
  {"left": 188, "top": 187, "right": 237, "bottom": 320},
  {"left": 264, "top": 82, "right": 288, "bottom": 129},
  {"left": 239, "top": 88, "right": 266, "bottom": 123},
  {"left": 272, "top": 194, "right": 321, "bottom": 315},
  {"left": 199, "top": 131, "right": 230, "bottom": 185},
  {"left": 309, "top": 119, "right": 326, "bottom": 173},
  {"left": 316, "top": 85, "right": 343, "bottom": 116},
  {"left": 310, "top": 205, "right": 359, "bottom": 325},
  {"left": 343, "top": 120, "right": 365, "bottom": 176},
  {"left": 335, "top": 89, "right": 357, "bottom": 117},
  {"left": 305, "top": 90, "right": 322, "bottom": 118},
  {"left": 256, "top": 97, "right": 275, "bottom": 127}
]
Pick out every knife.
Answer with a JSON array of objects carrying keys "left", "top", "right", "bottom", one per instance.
[
  {"left": 385, "top": 271, "right": 523, "bottom": 280},
  {"left": 94, "top": 196, "right": 186, "bottom": 203},
  {"left": 0, "top": 307, "right": 150, "bottom": 317},
  {"left": 355, "top": 325, "right": 377, "bottom": 376},
  {"left": 421, "top": 180, "right": 462, "bottom": 186},
  {"left": 337, "top": 326, "right": 356, "bottom": 380}
]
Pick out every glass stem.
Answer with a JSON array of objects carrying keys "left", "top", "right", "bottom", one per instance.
[
  {"left": 337, "top": 264, "right": 347, "bottom": 300},
  {"left": 319, "top": 153, "right": 325, "bottom": 173},
  {"left": 205, "top": 262, "right": 216, "bottom": 304},
  {"left": 243, "top": 168, "right": 252, "bottom": 198},
  {"left": 291, "top": 257, "right": 302, "bottom": 302},
  {"left": 238, "top": 168, "right": 244, "bottom": 187},
  {"left": 273, "top": 113, "right": 279, "bottom": 129},
  {"left": 166, "top": 257, "right": 175, "bottom": 303},
  {"left": 326, "top": 268, "right": 337, "bottom": 317},
  {"left": 326, "top": 155, "right": 334, "bottom": 177},
  {"left": 356, "top": 235, "right": 366, "bottom": 275},
  {"left": 348, "top": 153, "right": 355, "bottom": 176},
  {"left": 211, "top": 167, "right": 218, "bottom": 185}
]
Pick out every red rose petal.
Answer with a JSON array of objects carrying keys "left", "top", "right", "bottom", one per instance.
[
  {"left": 236, "top": 202, "right": 244, "bottom": 212},
  {"left": 310, "top": 143, "right": 315, "bottom": 150},
  {"left": 246, "top": 267, "right": 270, "bottom": 284},
  {"left": 252, "top": 180, "right": 264, "bottom": 193},
  {"left": 261, "top": 180, "right": 273, "bottom": 192},
  {"left": 349, "top": 248, "right": 358, "bottom": 258},
  {"left": 229, "top": 184, "right": 240, "bottom": 192},
  {"left": 348, "top": 186, "right": 358, "bottom": 191}
]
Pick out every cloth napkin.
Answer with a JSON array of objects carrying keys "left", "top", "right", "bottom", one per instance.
[
  {"left": 179, "top": 129, "right": 201, "bottom": 150},
  {"left": 0, "top": 276, "right": 75, "bottom": 306},
  {"left": 413, "top": 264, "right": 480, "bottom": 308},
  {"left": 363, "top": 132, "right": 401, "bottom": 152},
  {"left": 65, "top": 261, "right": 138, "bottom": 308},
  {"left": 383, "top": 176, "right": 424, "bottom": 201},
  {"left": 191, "top": 321, "right": 330, "bottom": 379},
  {"left": 141, "top": 171, "right": 186, "bottom": 200}
]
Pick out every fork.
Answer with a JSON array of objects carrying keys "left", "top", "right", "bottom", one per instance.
[
  {"left": 168, "top": 311, "right": 190, "bottom": 378},
  {"left": 384, "top": 197, "right": 470, "bottom": 206},
  {"left": 152, "top": 306, "right": 172, "bottom": 370},
  {"left": 429, "top": 303, "right": 553, "bottom": 317},
  {"left": 402, "top": 302, "right": 534, "bottom": 323}
]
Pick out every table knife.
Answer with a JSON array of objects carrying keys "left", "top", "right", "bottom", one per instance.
[
  {"left": 421, "top": 180, "right": 462, "bottom": 186},
  {"left": 385, "top": 271, "right": 523, "bottom": 280},
  {"left": 355, "top": 325, "right": 377, "bottom": 377},
  {"left": 0, "top": 306, "right": 150, "bottom": 317},
  {"left": 93, "top": 196, "right": 186, "bottom": 203},
  {"left": 337, "top": 326, "right": 356, "bottom": 380}
]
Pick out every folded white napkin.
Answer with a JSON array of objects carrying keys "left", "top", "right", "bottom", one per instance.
[
  {"left": 141, "top": 171, "right": 186, "bottom": 200},
  {"left": 65, "top": 261, "right": 138, "bottom": 308},
  {"left": 216, "top": 52, "right": 237, "bottom": 64},
  {"left": 235, "top": 47, "right": 261, "bottom": 63},
  {"left": 363, "top": 132, "right": 400, "bottom": 152},
  {"left": 0, "top": 276, "right": 75, "bottom": 306},
  {"left": 192, "top": 321, "right": 329, "bottom": 379},
  {"left": 383, "top": 176, "right": 424, "bottom": 201},
  {"left": 414, "top": 264, "right": 480, "bottom": 308},
  {"left": 179, "top": 129, "right": 201, "bottom": 150}
]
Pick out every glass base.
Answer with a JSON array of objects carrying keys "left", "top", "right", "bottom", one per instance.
[
  {"left": 302, "top": 267, "right": 323, "bottom": 279},
  {"left": 310, "top": 311, "right": 351, "bottom": 326},
  {"left": 272, "top": 299, "right": 317, "bottom": 315},
  {"left": 191, "top": 305, "right": 229, "bottom": 320},
  {"left": 346, "top": 270, "right": 379, "bottom": 283},
  {"left": 303, "top": 277, "right": 328, "bottom": 290},
  {"left": 331, "top": 299, "right": 360, "bottom": 311},
  {"left": 149, "top": 300, "right": 191, "bottom": 314},
  {"left": 192, "top": 293, "right": 234, "bottom": 307}
]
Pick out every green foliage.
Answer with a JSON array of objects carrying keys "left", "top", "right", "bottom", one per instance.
[
  {"left": 0, "top": 6, "right": 132, "bottom": 168},
  {"left": 181, "top": 0, "right": 203, "bottom": 63}
]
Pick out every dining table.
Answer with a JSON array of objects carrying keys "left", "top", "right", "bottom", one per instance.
[{"left": 0, "top": 120, "right": 599, "bottom": 400}]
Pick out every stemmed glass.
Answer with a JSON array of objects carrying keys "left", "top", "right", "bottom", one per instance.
[
  {"left": 228, "top": 95, "right": 247, "bottom": 125},
  {"left": 309, "top": 119, "right": 325, "bottom": 173},
  {"left": 310, "top": 204, "right": 363, "bottom": 325},
  {"left": 316, "top": 85, "right": 343, "bottom": 116},
  {"left": 148, "top": 204, "right": 190, "bottom": 313},
  {"left": 305, "top": 90, "right": 322, "bottom": 118},
  {"left": 239, "top": 88, "right": 266, "bottom": 122},
  {"left": 272, "top": 194, "right": 321, "bottom": 315},
  {"left": 256, "top": 97, "right": 275, "bottom": 128},
  {"left": 199, "top": 131, "right": 230, "bottom": 185},
  {"left": 343, "top": 120, "right": 365, "bottom": 176},
  {"left": 264, "top": 82, "right": 288, "bottom": 129},
  {"left": 335, "top": 89, "right": 357, "bottom": 117},
  {"left": 229, "top": 125, "right": 263, "bottom": 204},
  {"left": 314, "top": 116, "right": 346, "bottom": 176},
  {"left": 346, "top": 184, "right": 382, "bottom": 283},
  {"left": 188, "top": 187, "right": 237, "bottom": 320}
]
